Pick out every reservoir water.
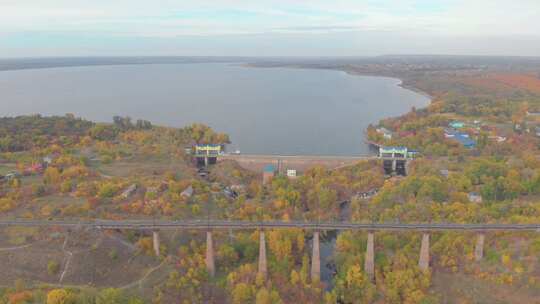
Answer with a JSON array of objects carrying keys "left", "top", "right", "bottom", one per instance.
[{"left": 0, "top": 63, "right": 429, "bottom": 155}]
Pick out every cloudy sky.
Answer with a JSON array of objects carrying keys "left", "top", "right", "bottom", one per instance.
[{"left": 1, "top": 0, "right": 539, "bottom": 57}]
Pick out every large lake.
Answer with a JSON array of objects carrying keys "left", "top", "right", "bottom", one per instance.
[{"left": 0, "top": 63, "right": 429, "bottom": 155}]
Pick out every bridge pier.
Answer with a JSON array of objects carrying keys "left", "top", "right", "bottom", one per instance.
[
  {"left": 365, "top": 232, "right": 375, "bottom": 281},
  {"left": 258, "top": 231, "right": 267, "bottom": 279},
  {"left": 311, "top": 231, "right": 320, "bottom": 282},
  {"left": 404, "top": 161, "right": 410, "bottom": 176},
  {"left": 418, "top": 233, "right": 430, "bottom": 272},
  {"left": 206, "top": 231, "right": 215, "bottom": 277},
  {"left": 152, "top": 230, "right": 160, "bottom": 257},
  {"left": 475, "top": 233, "right": 485, "bottom": 262}
]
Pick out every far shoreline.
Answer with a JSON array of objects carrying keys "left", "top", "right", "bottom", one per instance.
[
  {"left": 0, "top": 57, "right": 433, "bottom": 104},
  {"left": 242, "top": 62, "right": 434, "bottom": 103}
]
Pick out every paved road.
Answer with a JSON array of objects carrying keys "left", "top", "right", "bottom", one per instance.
[
  {"left": 220, "top": 154, "right": 377, "bottom": 160},
  {"left": 0, "top": 219, "right": 539, "bottom": 231},
  {"left": 219, "top": 154, "right": 378, "bottom": 172}
]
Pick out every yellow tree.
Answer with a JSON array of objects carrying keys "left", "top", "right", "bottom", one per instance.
[
  {"left": 383, "top": 252, "right": 431, "bottom": 304},
  {"left": 46, "top": 289, "right": 70, "bottom": 304},
  {"left": 255, "top": 288, "right": 283, "bottom": 304},
  {"left": 44, "top": 167, "right": 61, "bottom": 184},
  {"left": 232, "top": 283, "right": 254, "bottom": 304},
  {"left": 333, "top": 264, "right": 375, "bottom": 304}
]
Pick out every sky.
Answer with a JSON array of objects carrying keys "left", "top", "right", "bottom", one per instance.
[{"left": 0, "top": 0, "right": 539, "bottom": 57}]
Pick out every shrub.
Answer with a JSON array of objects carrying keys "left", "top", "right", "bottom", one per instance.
[
  {"left": 8, "top": 291, "right": 33, "bottom": 304},
  {"left": 47, "top": 260, "right": 60, "bottom": 275},
  {"left": 32, "top": 184, "right": 47, "bottom": 197},
  {"left": 44, "top": 167, "right": 61, "bottom": 184},
  {"left": 98, "top": 182, "right": 120, "bottom": 199},
  {"left": 0, "top": 198, "right": 16, "bottom": 212},
  {"left": 60, "top": 180, "right": 74, "bottom": 193},
  {"left": 101, "top": 155, "right": 113, "bottom": 164},
  {"left": 109, "top": 249, "right": 118, "bottom": 260},
  {"left": 96, "top": 288, "right": 125, "bottom": 304}
]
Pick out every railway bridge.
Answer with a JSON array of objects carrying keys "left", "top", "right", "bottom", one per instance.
[{"left": 2, "top": 219, "right": 538, "bottom": 282}]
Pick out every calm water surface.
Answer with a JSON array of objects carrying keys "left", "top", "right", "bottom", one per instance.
[{"left": 0, "top": 63, "right": 429, "bottom": 155}]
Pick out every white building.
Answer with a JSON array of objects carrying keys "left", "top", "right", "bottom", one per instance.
[
  {"left": 468, "top": 192, "right": 483, "bottom": 204},
  {"left": 121, "top": 184, "right": 138, "bottom": 199},
  {"left": 286, "top": 169, "right": 297, "bottom": 179},
  {"left": 376, "top": 127, "right": 393, "bottom": 139}
]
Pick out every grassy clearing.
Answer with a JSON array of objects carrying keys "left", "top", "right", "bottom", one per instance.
[
  {"left": 432, "top": 272, "right": 540, "bottom": 304},
  {"left": 96, "top": 156, "right": 195, "bottom": 179},
  {"left": 2, "top": 226, "right": 40, "bottom": 245},
  {"left": 0, "top": 163, "right": 17, "bottom": 175}
]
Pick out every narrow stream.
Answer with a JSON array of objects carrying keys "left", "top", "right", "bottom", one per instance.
[{"left": 319, "top": 200, "right": 351, "bottom": 289}]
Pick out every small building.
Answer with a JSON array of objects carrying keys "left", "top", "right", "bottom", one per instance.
[
  {"left": 454, "top": 134, "right": 476, "bottom": 149},
  {"left": 0, "top": 172, "right": 13, "bottom": 183},
  {"left": 286, "top": 169, "right": 297, "bottom": 179},
  {"left": 24, "top": 163, "right": 44, "bottom": 175},
  {"left": 223, "top": 187, "right": 238, "bottom": 199},
  {"left": 355, "top": 188, "right": 379, "bottom": 200},
  {"left": 230, "top": 184, "right": 246, "bottom": 193},
  {"left": 4, "top": 172, "right": 20, "bottom": 181},
  {"left": 440, "top": 169, "right": 449, "bottom": 178},
  {"left": 468, "top": 192, "right": 483, "bottom": 203},
  {"left": 146, "top": 186, "right": 159, "bottom": 194},
  {"left": 398, "top": 130, "right": 415, "bottom": 138},
  {"left": 181, "top": 185, "right": 193, "bottom": 198},
  {"left": 444, "top": 128, "right": 467, "bottom": 138},
  {"left": 263, "top": 164, "right": 276, "bottom": 185},
  {"left": 449, "top": 121, "right": 465, "bottom": 129},
  {"left": 230, "top": 184, "right": 243, "bottom": 191},
  {"left": 376, "top": 127, "right": 393, "bottom": 140},
  {"left": 488, "top": 136, "right": 507, "bottom": 143},
  {"left": 445, "top": 129, "right": 476, "bottom": 148},
  {"left": 197, "top": 168, "right": 209, "bottom": 178},
  {"left": 444, "top": 129, "right": 455, "bottom": 138},
  {"left": 43, "top": 155, "right": 54, "bottom": 166},
  {"left": 407, "top": 149, "right": 420, "bottom": 158},
  {"left": 121, "top": 184, "right": 138, "bottom": 199}
]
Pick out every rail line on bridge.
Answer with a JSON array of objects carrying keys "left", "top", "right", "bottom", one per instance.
[
  {"left": 0, "top": 219, "right": 539, "bottom": 231},
  {"left": 1, "top": 219, "right": 539, "bottom": 280}
]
